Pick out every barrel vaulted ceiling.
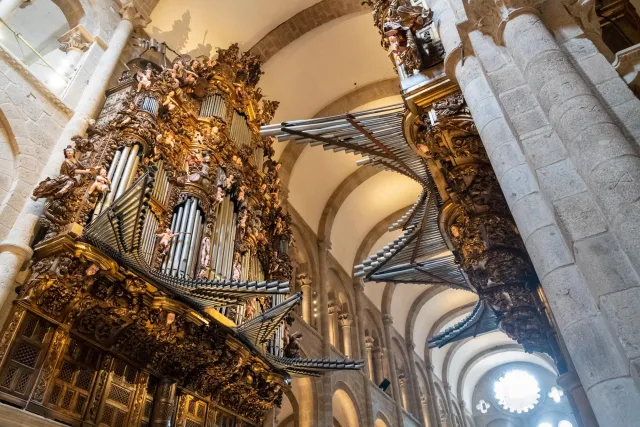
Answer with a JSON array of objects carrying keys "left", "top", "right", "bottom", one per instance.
[{"left": 148, "top": 0, "right": 554, "bottom": 410}]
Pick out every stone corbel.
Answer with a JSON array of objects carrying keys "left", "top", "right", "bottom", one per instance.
[
  {"left": 561, "top": 0, "right": 601, "bottom": 37},
  {"left": 462, "top": 0, "right": 545, "bottom": 44}
]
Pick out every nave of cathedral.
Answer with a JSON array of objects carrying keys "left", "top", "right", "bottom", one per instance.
[{"left": 0, "top": 0, "right": 637, "bottom": 427}]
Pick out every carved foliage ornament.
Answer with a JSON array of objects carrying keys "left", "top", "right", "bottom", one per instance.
[
  {"left": 463, "top": 0, "right": 546, "bottom": 42},
  {"left": 20, "top": 252, "right": 285, "bottom": 421}
]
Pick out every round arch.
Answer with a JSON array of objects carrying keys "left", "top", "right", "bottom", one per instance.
[
  {"left": 374, "top": 410, "right": 392, "bottom": 427},
  {"left": 332, "top": 382, "right": 362, "bottom": 427}
]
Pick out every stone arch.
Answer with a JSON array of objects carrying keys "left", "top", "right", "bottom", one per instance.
[
  {"left": 433, "top": 382, "right": 448, "bottom": 426},
  {"left": 278, "top": 385, "right": 300, "bottom": 427},
  {"left": 352, "top": 206, "right": 411, "bottom": 273},
  {"left": 52, "top": 0, "right": 85, "bottom": 28},
  {"left": 0, "top": 109, "right": 19, "bottom": 239},
  {"left": 332, "top": 381, "right": 362, "bottom": 427},
  {"left": 290, "top": 211, "right": 319, "bottom": 281},
  {"left": 250, "top": 0, "right": 368, "bottom": 62},
  {"left": 404, "top": 285, "right": 446, "bottom": 351},
  {"left": 290, "top": 376, "right": 317, "bottom": 427},
  {"left": 380, "top": 283, "right": 394, "bottom": 316},
  {"left": 374, "top": 410, "right": 392, "bottom": 427}
]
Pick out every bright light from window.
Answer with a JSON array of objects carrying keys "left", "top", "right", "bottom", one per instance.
[
  {"left": 493, "top": 369, "right": 540, "bottom": 413},
  {"left": 549, "top": 386, "right": 564, "bottom": 403},
  {"left": 558, "top": 421, "right": 574, "bottom": 427},
  {"left": 47, "top": 73, "right": 67, "bottom": 90},
  {"left": 538, "top": 423, "right": 553, "bottom": 427}
]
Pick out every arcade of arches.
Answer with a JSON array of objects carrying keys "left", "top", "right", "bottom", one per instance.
[{"left": 0, "top": 0, "right": 636, "bottom": 427}]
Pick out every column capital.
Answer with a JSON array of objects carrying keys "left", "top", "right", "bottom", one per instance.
[
  {"left": 406, "top": 341, "right": 416, "bottom": 351},
  {"left": 382, "top": 313, "right": 393, "bottom": 326},
  {"left": 398, "top": 373, "right": 406, "bottom": 385},
  {"left": 443, "top": 382, "right": 452, "bottom": 392},
  {"left": 338, "top": 312, "right": 353, "bottom": 326},
  {"left": 373, "top": 347, "right": 385, "bottom": 357},
  {"left": 318, "top": 238, "right": 331, "bottom": 251},
  {"left": 58, "top": 25, "right": 92, "bottom": 53},
  {"left": 296, "top": 272, "right": 312, "bottom": 288},
  {"left": 120, "top": 0, "right": 150, "bottom": 28},
  {"left": 463, "top": 0, "right": 544, "bottom": 44},
  {"left": 365, "top": 336, "right": 375, "bottom": 348},
  {"left": 328, "top": 299, "right": 341, "bottom": 314},
  {"left": 355, "top": 278, "right": 365, "bottom": 292}
]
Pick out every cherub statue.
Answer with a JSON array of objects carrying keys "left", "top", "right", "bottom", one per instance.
[
  {"left": 163, "top": 131, "right": 176, "bottom": 149},
  {"left": 162, "top": 90, "right": 177, "bottom": 112},
  {"left": 200, "top": 235, "right": 211, "bottom": 268},
  {"left": 88, "top": 167, "right": 111, "bottom": 195},
  {"left": 284, "top": 331, "right": 303, "bottom": 358},
  {"left": 245, "top": 298, "right": 257, "bottom": 319},
  {"left": 232, "top": 254, "right": 242, "bottom": 281},
  {"left": 114, "top": 103, "right": 135, "bottom": 128},
  {"left": 237, "top": 185, "right": 246, "bottom": 203},
  {"left": 136, "top": 68, "right": 152, "bottom": 92},
  {"left": 156, "top": 228, "right": 188, "bottom": 256},
  {"left": 32, "top": 146, "right": 95, "bottom": 201},
  {"left": 209, "top": 126, "right": 221, "bottom": 144}
]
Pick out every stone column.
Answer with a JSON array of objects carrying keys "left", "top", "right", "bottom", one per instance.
[
  {"left": 442, "top": 383, "right": 455, "bottom": 427},
  {"left": 338, "top": 313, "right": 353, "bottom": 357},
  {"left": 0, "top": 0, "right": 29, "bottom": 21},
  {"left": 406, "top": 341, "right": 427, "bottom": 425},
  {"left": 151, "top": 377, "right": 177, "bottom": 427},
  {"left": 327, "top": 300, "right": 339, "bottom": 348},
  {"left": 365, "top": 336, "right": 375, "bottom": 381},
  {"left": 298, "top": 273, "right": 312, "bottom": 324},
  {"left": 373, "top": 347, "right": 385, "bottom": 386},
  {"left": 0, "top": 1, "right": 147, "bottom": 316},
  {"left": 382, "top": 314, "right": 405, "bottom": 427},
  {"left": 424, "top": 359, "right": 441, "bottom": 427},
  {"left": 353, "top": 279, "right": 375, "bottom": 427},
  {"left": 398, "top": 374, "right": 409, "bottom": 411},
  {"left": 421, "top": 392, "right": 430, "bottom": 427},
  {"left": 317, "top": 239, "right": 332, "bottom": 427},
  {"left": 557, "top": 371, "right": 599, "bottom": 427}
]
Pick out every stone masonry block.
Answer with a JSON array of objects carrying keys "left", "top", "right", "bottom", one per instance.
[
  {"left": 504, "top": 15, "right": 559, "bottom": 72},
  {"left": 462, "top": 76, "right": 493, "bottom": 111},
  {"left": 601, "top": 287, "right": 640, "bottom": 359},
  {"left": 538, "top": 71, "right": 591, "bottom": 117},
  {"left": 563, "top": 314, "right": 629, "bottom": 390},
  {"left": 499, "top": 86, "right": 540, "bottom": 117},
  {"left": 487, "top": 66, "right": 527, "bottom": 94},
  {"left": 587, "top": 377, "right": 640, "bottom": 426},
  {"left": 510, "top": 107, "right": 549, "bottom": 137},
  {"left": 469, "top": 96, "right": 504, "bottom": 135},
  {"left": 609, "top": 98, "right": 640, "bottom": 142},
  {"left": 536, "top": 159, "right": 587, "bottom": 202},
  {"left": 479, "top": 117, "right": 516, "bottom": 155},
  {"left": 555, "top": 95, "right": 616, "bottom": 145},
  {"left": 521, "top": 128, "right": 567, "bottom": 169},
  {"left": 574, "top": 232, "right": 640, "bottom": 298},
  {"left": 500, "top": 163, "right": 540, "bottom": 207},
  {"left": 553, "top": 191, "right": 607, "bottom": 242},
  {"left": 523, "top": 50, "right": 575, "bottom": 97},
  {"left": 488, "top": 138, "right": 526, "bottom": 179},
  {"left": 572, "top": 123, "right": 637, "bottom": 175},
  {"left": 561, "top": 37, "right": 599, "bottom": 63},
  {"left": 511, "top": 191, "right": 555, "bottom": 241},
  {"left": 525, "top": 224, "right": 574, "bottom": 279},
  {"left": 588, "top": 155, "right": 640, "bottom": 221},
  {"left": 541, "top": 265, "right": 599, "bottom": 331},
  {"left": 578, "top": 53, "right": 621, "bottom": 87},
  {"left": 596, "top": 78, "right": 638, "bottom": 111}
]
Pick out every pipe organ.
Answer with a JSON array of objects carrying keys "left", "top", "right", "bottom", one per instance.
[{"left": 8, "top": 47, "right": 304, "bottom": 427}]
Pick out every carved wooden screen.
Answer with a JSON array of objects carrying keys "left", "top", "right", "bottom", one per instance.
[
  {"left": 0, "top": 312, "right": 53, "bottom": 405},
  {"left": 98, "top": 358, "right": 145, "bottom": 427},
  {"left": 45, "top": 336, "right": 101, "bottom": 420},
  {"left": 215, "top": 409, "right": 236, "bottom": 427},
  {"left": 179, "top": 393, "right": 208, "bottom": 427}
]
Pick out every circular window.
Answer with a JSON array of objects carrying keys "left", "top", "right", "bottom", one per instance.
[{"left": 493, "top": 369, "right": 541, "bottom": 414}]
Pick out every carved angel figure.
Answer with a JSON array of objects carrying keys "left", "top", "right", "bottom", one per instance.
[
  {"left": 88, "top": 167, "right": 111, "bottom": 195},
  {"left": 199, "top": 235, "right": 211, "bottom": 268},
  {"left": 31, "top": 146, "right": 95, "bottom": 201},
  {"left": 136, "top": 68, "right": 152, "bottom": 92},
  {"left": 283, "top": 331, "right": 303, "bottom": 358},
  {"left": 156, "top": 228, "right": 184, "bottom": 256}
]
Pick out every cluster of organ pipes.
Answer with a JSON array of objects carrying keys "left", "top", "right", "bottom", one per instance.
[
  {"left": 161, "top": 197, "right": 205, "bottom": 279},
  {"left": 230, "top": 111, "right": 252, "bottom": 147},
  {"left": 208, "top": 196, "right": 238, "bottom": 280},
  {"left": 150, "top": 159, "right": 171, "bottom": 205},
  {"left": 92, "top": 143, "right": 143, "bottom": 219},
  {"left": 199, "top": 93, "right": 228, "bottom": 119}
]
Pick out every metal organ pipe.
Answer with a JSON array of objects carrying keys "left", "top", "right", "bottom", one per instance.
[
  {"left": 165, "top": 204, "right": 185, "bottom": 273},
  {"left": 178, "top": 199, "right": 199, "bottom": 277},
  {"left": 171, "top": 199, "right": 192, "bottom": 276},
  {"left": 186, "top": 216, "right": 203, "bottom": 278},
  {"left": 115, "top": 144, "right": 140, "bottom": 199},
  {"left": 104, "top": 145, "right": 131, "bottom": 208},
  {"left": 92, "top": 149, "right": 122, "bottom": 220}
]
